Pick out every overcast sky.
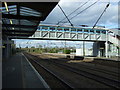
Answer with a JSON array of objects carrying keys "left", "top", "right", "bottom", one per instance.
[{"left": 14, "top": 0, "right": 119, "bottom": 48}]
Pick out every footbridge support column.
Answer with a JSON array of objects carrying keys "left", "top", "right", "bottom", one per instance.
[
  {"left": 93, "top": 42, "right": 105, "bottom": 57},
  {"left": 105, "top": 41, "right": 108, "bottom": 58},
  {"left": 117, "top": 46, "right": 120, "bottom": 59}
]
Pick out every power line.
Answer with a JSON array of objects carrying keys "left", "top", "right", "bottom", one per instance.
[
  {"left": 61, "top": 0, "right": 100, "bottom": 26},
  {"left": 92, "top": 2, "right": 110, "bottom": 29},
  {"left": 70, "top": 0, "right": 100, "bottom": 20},
  {"left": 58, "top": 4, "right": 74, "bottom": 27},
  {"left": 57, "top": 0, "right": 90, "bottom": 25}
]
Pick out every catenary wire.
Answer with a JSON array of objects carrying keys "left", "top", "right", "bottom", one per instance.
[
  {"left": 57, "top": 0, "right": 91, "bottom": 25},
  {"left": 61, "top": 0, "right": 100, "bottom": 26},
  {"left": 58, "top": 4, "right": 74, "bottom": 27}
]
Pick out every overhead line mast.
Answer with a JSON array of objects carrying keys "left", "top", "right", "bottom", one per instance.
[
  {"left": 58, "top": 4, "right": 74, "bottom": 27},
  {"left": 57, "top": 0, "right": 90, "bottom": 25},
  {"left": 92, "top": 2, "right": 110, "bottom": 29}
]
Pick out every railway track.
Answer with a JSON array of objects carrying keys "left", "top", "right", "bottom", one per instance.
[
  {"left": 33, "top": 53, "right": 119, "bottom": 76},
  {"left": 51, "top": 58, "right": 119, "bottom": 78},
  {"left": 49, "top": 60, "right": 120, "bottom": 89},
  {"left": 24, "top": 53, "right": 74, "bottom": 89},
  {"left": 75, "top": 63, "right": 119, "bottom": 77},
  {"left": 24, "top": 52, "right": 120, "bottom": 89}
]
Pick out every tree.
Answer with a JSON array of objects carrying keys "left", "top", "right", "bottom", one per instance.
[
  {"left": 25, "top": 46, "right": 28, "bottom": 48},
  {"left": 31, "top": 46, "right": 35, "bottom": 48},
  {"left": 63, "top": 49, "right": 71, "bottom": 54}
]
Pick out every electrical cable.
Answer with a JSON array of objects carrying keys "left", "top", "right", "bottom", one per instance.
[
  {"left": 57, "top": 0, "right": 90, "bottom": 25},
  {"left": 58, "top": 4, "right": 74, "bottom": 27},
  {"left": 61, "top": 0, "right": 100, "bottom": 26}
]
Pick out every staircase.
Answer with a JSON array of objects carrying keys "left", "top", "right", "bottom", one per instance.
[{"left": 108, "top": 35, "right": 120, "bottom": 47}]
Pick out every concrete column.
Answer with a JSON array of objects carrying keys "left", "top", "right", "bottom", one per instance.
[
  {"left": 93, "top": 42, "right": 99, "bottom": 57},
  {"left": 117, "top": 47, "right": 119, "bottom": 57},
  {"left": 108, "top": 43, "right": 111, "bottom": 58},
  {"left": 83, "top": 41, "right": 85, "bottom": 56},
  {"left": 105, "top": 41, "right": 108, "bottom": 58},
  {"left": 93, "top": 42, "right": 105, "bottom": 57},
  {"left": 6, "top": 43, "right": 11, "bottom": 58},
  {"left": 105, "top": 30, "right": 108, "bottom": 58},
  {"left": 118, "top": 47, "right": 120, "bottom": 60},
  {"left": 3, "top": 37, "right": 12, "bottom": 59},
  {"left": 118, "top": 47, "right": 120, "bottom": 56}
]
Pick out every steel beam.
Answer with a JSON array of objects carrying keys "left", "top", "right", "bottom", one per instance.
[
  {"left": 2, "top": 14, "right": 43, "bottom": 21},
  {"left": 2, "top": 29, "right": 35, "bottom": 33},
  {"left": 2, "top": 24, "right": 37, "bottom": 28}
]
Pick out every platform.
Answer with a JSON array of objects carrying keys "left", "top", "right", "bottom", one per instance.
[{"left": 2, "top": 52, "right": 50, "bottom": 89}]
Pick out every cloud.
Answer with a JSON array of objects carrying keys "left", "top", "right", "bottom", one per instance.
[
  {"left": 14, "top": 39, "right": 93, "bottom": 48},
  {"left": 42, "top": 0, "right": 118, "bottom": 28},
  {"left": 14, "top": 0, "right": 119, "bottom": 48}
]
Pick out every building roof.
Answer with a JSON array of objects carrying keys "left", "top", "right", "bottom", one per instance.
[
  {"left": 2, "top": 2, "right": 59, "bottom": 38},
  {"left": 110, "top": 28, "right": 120, "bottom": 36}
]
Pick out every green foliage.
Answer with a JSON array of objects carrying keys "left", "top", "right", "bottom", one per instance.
[
  {"left": 31, "top": 46, "right": 35, "bottom": 48},
  {"left": 63, "top": 49, "right": 71, "bottom": 54},
  {"left": 48, "top": 48, "right": 58, "bottom": 53},
  {"left": 20, "top": 47, "right": 76, "bottom": 54}
]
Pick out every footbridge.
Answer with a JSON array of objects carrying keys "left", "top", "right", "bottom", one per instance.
[
  {"left": 1, "top": 1, "right": 119, "bottom": 58},
  {"left": 29, "top": 25, "right": 119, "bottom": 46},
  {"left": 28, "top": 25, "right": 120, "bottom": 58}
]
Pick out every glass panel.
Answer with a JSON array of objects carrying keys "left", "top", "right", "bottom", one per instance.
[
  {"left": 50, "top": 27, "right": 55, "bottom": 30},
  {"left": 2, "top": 5, "right": 17, "bottom": 14},
  {"left": 71, "top": 28, "right": 76, "bottom": 32},
  {"left": 102, "top": 30, "right": 106, "bottom": 34},
  {"left": 20, "top": 12, "right": 40, "bottom": 17},
  {"left": 77, "top": 29, "right": 82, "bottom": 32},
  {"left": 96, "top": 30, "right": 100, "bottom": 34},
  {"left": 20, "top": 8, "right": 40, "bottom": 15},
  {"left": 64, "top": 28, "right": 69, "bottom": 31},
  {"left": 90, "top": 30, "right": 94, "bottom": 33},
  {"left": 20, "top": 7, "right": 41, "bottom": 17},
  {"left": 57, "top": 27, "right": 62, "bottom": 30},
  {"left": 84, "top": 29, "right": 88, "bottom": 32},
  {"left": 20, "top": 20, "right": 37, "bottom": 25},
  {"left": 20, "top": 7, "right": 40, "bottom": 14},
  {"left": 42, "top": 26, "right": 48, "bottom": 30}
]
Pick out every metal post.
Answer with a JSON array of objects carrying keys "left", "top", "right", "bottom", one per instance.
[
  {"left": 64, "top": 40, "right": 66, "bottom": 54},
  {"left": 118, "top": 47, "right": 120, "bottom": 61},
  {"left": 108, "top": 43, "right": 111, "bottom": 58},
  {"left": 83, "top": 41, "right": 85, "bottom": 56}
]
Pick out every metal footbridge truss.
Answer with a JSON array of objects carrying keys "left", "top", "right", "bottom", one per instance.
[{"left": 29, "top": 25, "right": 120, "bottom": 47}]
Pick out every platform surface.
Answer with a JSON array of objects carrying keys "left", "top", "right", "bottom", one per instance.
[{"left": 2, "top": 52, "right": 49, "bottom": 89}]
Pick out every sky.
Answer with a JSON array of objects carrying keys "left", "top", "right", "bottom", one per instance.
[
  {"left": 14, "top": 0, "right": 119, "bottom": 48},
  {"left": 41, "top": 0, "right": 118, "bottom": 28}
]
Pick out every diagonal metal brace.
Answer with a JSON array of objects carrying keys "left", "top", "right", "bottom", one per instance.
[
  {"left": 57, "top": 33, "right": 63, "bottom": 38},
  {"left": 42, "top": 32, "right": 48, "bottom": 37}
]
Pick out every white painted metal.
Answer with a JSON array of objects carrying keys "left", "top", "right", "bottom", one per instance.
[
  {"left": 28, "top": 25, "right": 120, "bottom": 57},
  {"left": 29, "top": 30, "right": 106, "bottom": 41}
]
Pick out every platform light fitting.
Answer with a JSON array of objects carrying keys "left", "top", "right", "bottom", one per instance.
[
  {"left": 10, "top": 20, "right": 13, "bottom": 24},
  {"left": 4, "top": 2, "right": 9, "bottom": 12},
  {"left": 4, "top": 2, "right": 14, "bottom": 28}
]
